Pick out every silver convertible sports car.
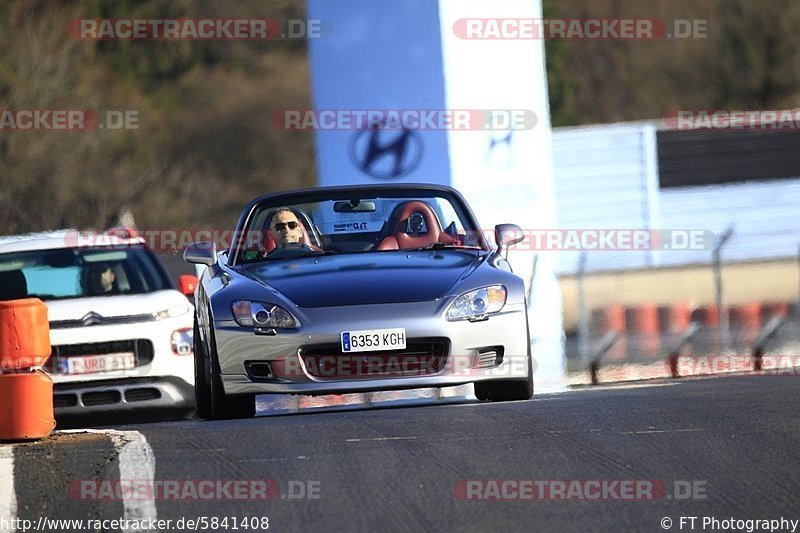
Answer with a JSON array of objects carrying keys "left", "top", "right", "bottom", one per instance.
[{"left": 185, "top": 183, "right": 532, "bottom": 419}]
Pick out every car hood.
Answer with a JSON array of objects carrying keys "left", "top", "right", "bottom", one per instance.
[
  {"left": 240, "top": 250, "right": 484, "bottom": 308},
  {"left": 44, "top": 290, "right": 190, "bottom": 322}
]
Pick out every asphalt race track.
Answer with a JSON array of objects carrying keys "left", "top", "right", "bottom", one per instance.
[{"left": 5, "top": 374, "right": 800, "bottom": 533}]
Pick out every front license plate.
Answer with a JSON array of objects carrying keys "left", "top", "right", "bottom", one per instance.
[
  {"left": 341, "top": 328, "right": 406, "bottom": 353},
  {"left": 57, "top": 352, "right": 136, "bottom": 375}
]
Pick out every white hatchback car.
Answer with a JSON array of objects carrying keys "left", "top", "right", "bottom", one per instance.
[{"left": 0, "top": 228, "right": 197, "bottom": 417}]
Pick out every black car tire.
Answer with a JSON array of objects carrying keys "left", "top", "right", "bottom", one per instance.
[
  {"left": 209, "top": 367, "right": 255, "bottom": 420},
  {"left": 205, "top": 315, "right": 256, "bottom": 420},
  {"left": 473, "top": 381, "right": 492, "bottom": 401},
  {"left": 193, "top": 317, "right": 212, "bottom": 420},
  {"left": 194, "top": 310, "right": 256, "bottom": 420},
  {"left": 474, "top": 304, "right": 534, "bottom": 402},
  {"left": 474, "top": 354, "right": 534, "bottom": 402}
]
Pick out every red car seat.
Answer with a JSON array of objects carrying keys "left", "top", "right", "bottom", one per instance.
[{"left": 377, "top": 201, "right": 456, "bottom": 250}]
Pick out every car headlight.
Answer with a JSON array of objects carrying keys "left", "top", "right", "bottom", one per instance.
[
  {"left": 446, "top": 286, "right": 507, "bottom": 321},
  {"left": 232, "top": 300, "right": 300, "bottom": 328}
]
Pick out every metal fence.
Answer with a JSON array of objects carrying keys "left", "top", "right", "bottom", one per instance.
[{"left": 566, "top": 300, "right": 800, "bottom": 384}]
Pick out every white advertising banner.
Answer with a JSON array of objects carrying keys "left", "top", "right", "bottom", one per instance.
[
  {"left": 438, "top": 0, "right": 564, "bottom": 389},
  {"left": 307, "top": 0, "right": 565, "bottom": 391},
  {"left": 307, "top": 0, "right": 451, "bottom": 185}
]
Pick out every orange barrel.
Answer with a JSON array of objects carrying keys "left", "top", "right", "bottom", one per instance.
[
  {"left": 299, "top": 394, "right": 348, "bottom": 409},
  {"left": 691, "top": 305, "right": 719, "bottom": 327},
  {"left": 594, "top": 304, "right": 626, "bottom": 332},
  {"left": 590, "top": 305, "right": 626, "bottom": 361},
  {"left": 0, "top": 370, "right": 55, "bottom": 441},
  {"left": 729, "top": 302, "right": 761, "bottom": 345},
  {"left": 657, "top": 305, "right": 671, "bottom": 334},
  {"left": 625, "top": 304, "right": 660, "bottom": 359},
  {"left": 0, "top": 298, "right": 51, "bottom": 371},
  {"left": 668, "top": 301, "right": 694, "bottom": 333},
  {"left": 761, "top": 301, "right": 789, "bottom": 320},
  {"left": 689, "top": 305, "right": 719, "bottom": 354},
  {"left": 659, "top": 302, "right": 693, "bottom": 369}
]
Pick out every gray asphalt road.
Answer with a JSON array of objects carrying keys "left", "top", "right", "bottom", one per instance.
[{"left": 7, "top": 374, "right": 800, "bottom": 533}]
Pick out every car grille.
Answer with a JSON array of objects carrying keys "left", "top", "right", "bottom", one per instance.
[
  {"left": 82, "top": 390, "right": 122, "bottom": 406},
  {"left": 476, "top": 347, "right": 504, "bottom": 369},
  {"left": 53, "top": 393, "right": 79, "bottom": 408},
  {"left": 54, "top": 387, "right": 162, "bottom": 407},
  {"left": 299, "top": 338, "right": 450, "bottom": 379},
  {"left": 124, "top": 387, "right": 161, "bottom": 402},
  {"left": 45, "top": 339, "right": 155, "bottom": 374},
  {"left": 52, "top": 383, "right": 172, "bottom": 409}
]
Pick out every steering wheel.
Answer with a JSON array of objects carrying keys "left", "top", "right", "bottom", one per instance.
[{"left": 265, "top": 242, "right": 319, "bottom": 259}]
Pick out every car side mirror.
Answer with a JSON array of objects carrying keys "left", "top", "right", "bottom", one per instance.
[
  {"left": 178, "top": 274, "right": 199, "bottom": 297},
  {"left": 495, "top": 224, "right": 525, "bottom": 259},
  {"left": 183, "top": 242, "right": 217, "bottom": 266}
]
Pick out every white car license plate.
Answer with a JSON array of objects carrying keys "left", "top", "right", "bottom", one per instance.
[
  {"left": 58, "top": 352, "right": 136, "bottom": 375},
  {"left": 341, "top": 328, "right": 406, "bottom": 353}
]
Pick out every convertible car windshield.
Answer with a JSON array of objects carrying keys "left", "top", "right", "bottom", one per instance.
[{"left": 235, "top": 189, "right": 486, "bottom": 263}]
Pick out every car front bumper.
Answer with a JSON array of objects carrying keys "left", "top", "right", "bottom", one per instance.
[
  {"left": 46, "top": 313, "right": 196, "bottom": 414},
  {"left": 213, "top": 300, "right": 531, "bottom": 396},
  {"left": 53, "top": 375, "right": 194, "bottom": 416}
]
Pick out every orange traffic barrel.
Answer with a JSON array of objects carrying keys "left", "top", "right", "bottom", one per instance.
[
  {"left": 729, "top": 302, "right": 761, "bottom": 329},
  {"left": 625, "top": 304, "right": 660, "bottom": 359},
  {"left": 590, "top": 305, "right": 626, "bottom": 361},
  {"left": 690, "top": 305, "right": 719, "bottom": 327},
  {"left": 0, "top": 370, "right": 55, "bottom": 441},
  {"left": 592, "top": 304, "right": 626, "bottom": 333},
  {"left": 761, "top": 301, "right": 789, "bottom": 320},
  {"left": 626, "top": 304, "right": 659, "bottom": 335},
  {"left": 0, "top": 298, "right": 51, "bottom": 371},
  {"left": 729, "top": 302, "right": 761, "bottom": 345},
  {"left": 658, "top": 301, "right": 694, "bottom": 333},
  {"left": 299, "top": 394, "right": 349, "bottom": 409}
]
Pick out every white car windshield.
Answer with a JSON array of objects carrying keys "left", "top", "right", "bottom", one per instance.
[{"left": 0, "top": 247, "right": 173, "bottom": 300}]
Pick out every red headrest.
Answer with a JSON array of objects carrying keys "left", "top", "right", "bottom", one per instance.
[{"left": 392, "top": 201, "right": 441, "bottom": 248}]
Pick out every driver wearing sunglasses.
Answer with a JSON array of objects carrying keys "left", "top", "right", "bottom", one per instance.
[{"left": 269, "top": 208, "right": 305, "bottom": 247}]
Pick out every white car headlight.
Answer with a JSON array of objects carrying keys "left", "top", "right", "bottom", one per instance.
[
  {"left": 446, "top": 286, "right": 507, "bottom": 321},
  {"left": 232, "top": 300, "right": 300, "bottom": 328}
]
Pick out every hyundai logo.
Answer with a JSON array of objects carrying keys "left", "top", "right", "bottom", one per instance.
[
  {"left": 486, "top": 130, "right": 514, "bottom": 169},
  {"left": 349, "top": 122, "right": 423, "bottom": 180}
]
